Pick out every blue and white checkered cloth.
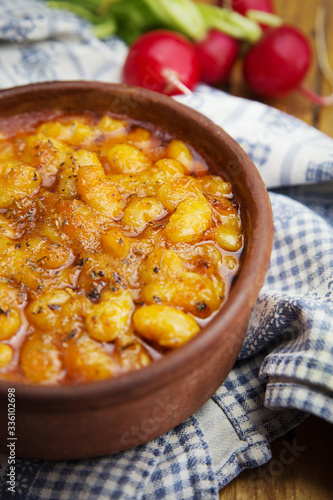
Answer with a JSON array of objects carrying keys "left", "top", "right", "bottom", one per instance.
[{"left": 0, "top": 1, "right": 332, "bottom": 498}]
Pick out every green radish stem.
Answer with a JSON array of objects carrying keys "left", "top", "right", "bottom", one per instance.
[
  {"left": 197, "top": 3, "right": 262, "bottom": 43},
  {"left": 246, "top": 9, "right": 283, "bottom": 28},
  {"left": 141, "top": 0, "right": 206, "bottom": 40}
]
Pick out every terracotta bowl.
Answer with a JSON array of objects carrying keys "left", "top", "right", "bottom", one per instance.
[{"left": 0, "top": 82, "right": 273, "bottom": 460}]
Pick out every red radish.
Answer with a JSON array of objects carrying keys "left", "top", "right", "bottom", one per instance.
[
  {"left": 231, "top": 0, "right": 274, "bottom": 16},
  {"left": 243, "top": 25, "right": 311, "bottom": 98},
  {"left": 194, "top": 29, "right": 239, "bottom": 84},
  {"left": 122, "top": 30, "right": 200, "bottom": 96}
]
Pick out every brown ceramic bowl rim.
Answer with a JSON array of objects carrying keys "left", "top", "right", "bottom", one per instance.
[{"left": 0, "top": 81, "right": 273, "bottom": 407}]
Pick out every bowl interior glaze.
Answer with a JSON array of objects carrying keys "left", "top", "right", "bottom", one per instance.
[{"left": 0, "top": 82, "right": 273, "bottom": 459}]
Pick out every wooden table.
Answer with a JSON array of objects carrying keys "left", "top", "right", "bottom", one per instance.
[{"left": 218, "top": 0, "right": 333, "bottom": 498}]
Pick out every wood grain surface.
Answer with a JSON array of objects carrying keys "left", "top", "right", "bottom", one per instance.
[{"left": 218, "top": 0, "right": 333, "bottom": 498}]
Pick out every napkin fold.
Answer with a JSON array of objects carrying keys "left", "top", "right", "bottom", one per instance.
[{"left": 0, "top": 1, "right": 332, "bottom": 499}]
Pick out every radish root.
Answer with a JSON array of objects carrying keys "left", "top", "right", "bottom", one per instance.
[{"left": 161, "top": 68, "right": 193, "bottom": 95}]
